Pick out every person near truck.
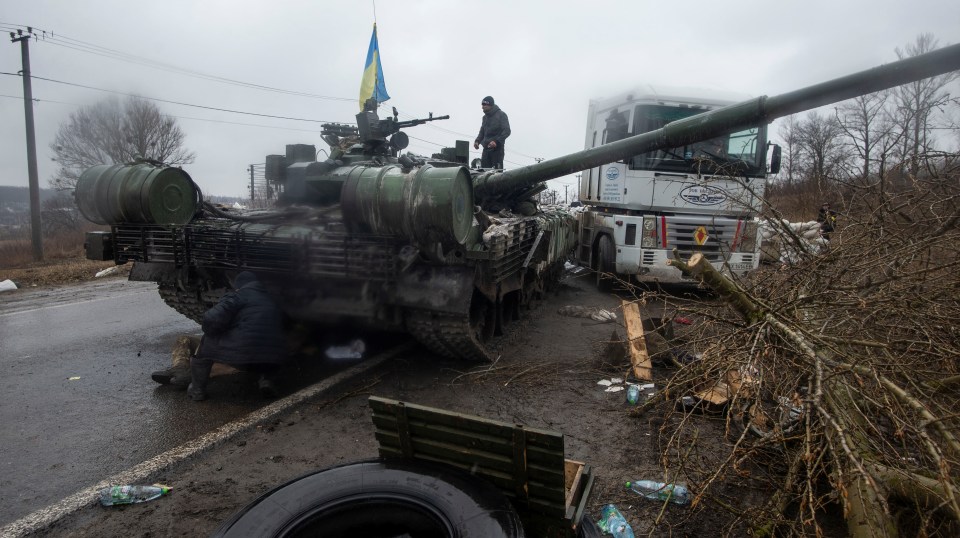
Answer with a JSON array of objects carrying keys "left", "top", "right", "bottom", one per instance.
[
  {"left": 474, "top": 96, "right": 511, "bottom": 169},
  {"left": 817, "top": 202, "right": 838, "bottom": 240}
]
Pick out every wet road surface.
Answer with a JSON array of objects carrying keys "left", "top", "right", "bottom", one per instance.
[{"left": 0, "top": 278, "right": 348, "bottom": 526}]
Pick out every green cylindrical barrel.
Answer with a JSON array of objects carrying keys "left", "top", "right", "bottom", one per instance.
[
  {"left": 75, "top": 164, "right": 199, "bottom": 225},
  {"left": 341, "top": 164, "right": 474, "bottom": 248}
]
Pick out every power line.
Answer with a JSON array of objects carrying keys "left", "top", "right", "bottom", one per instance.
[
  {"left": 2, "top": 23, "right": 547, "bottom": 166},
  {"left": 0, "top": 22, "right": 354, "bottom": 102},
  {"left": 0, "top": 71, "right": 348, "bottom": 124}
]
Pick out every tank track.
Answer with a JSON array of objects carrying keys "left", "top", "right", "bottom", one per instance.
[
  {"left": 406, "top": 309, "right": 493, "bottom": 362},
  {"left": 157, "top": 284, "right": 207, "bottom": 324}
]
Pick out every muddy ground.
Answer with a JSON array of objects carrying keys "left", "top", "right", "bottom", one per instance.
[{"left": 28, "top": 272, "right": 770, "bottom": 537}]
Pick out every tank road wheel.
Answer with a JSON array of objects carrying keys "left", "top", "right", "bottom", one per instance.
[
  {"left": 212, "top": 459, "right": 525, "bottom": 538},
  {"left": 470, "top": 290, "right": 495, "bottom": 343},
  {"left": 595, "top": 234, "right": 616, "bottom": 292}
]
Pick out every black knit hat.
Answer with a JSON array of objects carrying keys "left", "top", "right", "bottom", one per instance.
[{"left": 482, "top": 96, "right": 495, "bottom": 105}]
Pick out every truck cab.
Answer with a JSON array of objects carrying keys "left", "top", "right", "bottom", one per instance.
[{"left": 577, "top": 85, "right": 776, "bottom": 286}]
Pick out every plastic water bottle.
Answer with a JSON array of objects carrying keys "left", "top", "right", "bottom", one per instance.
[
  {"left": 625, "top": 480, "right": 691, "bottom": 505},
  {"left": 98, "top": 484, "right": 171, "bottom": 506},
  {"left": 597, "top": 504, "right": 634, "bottom": 538}
]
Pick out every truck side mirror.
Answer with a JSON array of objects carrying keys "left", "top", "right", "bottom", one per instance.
[{"left": 769, "top": 144, "right": 781, "bottom": 175}]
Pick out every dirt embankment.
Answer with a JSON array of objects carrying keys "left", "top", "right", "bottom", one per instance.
[{"left": 0, "top": 258, "right": 131, "bottom": 289}]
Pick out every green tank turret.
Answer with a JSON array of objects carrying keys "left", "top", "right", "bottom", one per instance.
[{"left": 76, "top": 44, "right": 960, "bottom": 361}]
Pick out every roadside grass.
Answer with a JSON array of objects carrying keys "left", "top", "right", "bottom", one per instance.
[{"left": 0, "top": 229, "right": 130, "bottom": 288}]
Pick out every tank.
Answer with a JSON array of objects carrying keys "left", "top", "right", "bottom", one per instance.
[{"left": 76, "top": 44, "right": 960, "bottom": 361}]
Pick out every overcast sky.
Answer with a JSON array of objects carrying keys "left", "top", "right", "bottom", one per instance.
[{"left": 2, "top": 0, "right": 958, "bottom": 199}]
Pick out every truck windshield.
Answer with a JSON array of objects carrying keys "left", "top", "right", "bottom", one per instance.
[{"left": 628, "top": 104, "right": 765, "bottom": 177}]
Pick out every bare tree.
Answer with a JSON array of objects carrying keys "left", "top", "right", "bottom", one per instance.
[
  {"left": 776, "top": 115, "right": 802, "bottom": 185},
  {"left": 834, "top": 91, "right": 896, "bottom": 181},
  {"left": 891, "top": 34, "right": 959, "bottom": 178},
  {"left": 40, "top": 192, "right": 81, "bottom": 237},
  {"left": 794, "top": 111, "right": 848, "bottom": 193},
  {"left": 49, "top": 96, "right": 195, "bottom": 191}
]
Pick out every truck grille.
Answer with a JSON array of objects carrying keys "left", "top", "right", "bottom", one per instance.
[{"left": 665, "top": 215, "right": 740, "bottom": 263}]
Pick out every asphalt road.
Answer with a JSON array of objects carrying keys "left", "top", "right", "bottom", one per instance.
[{"left": 0, "top": 279, "right": 271, "bottom": 526}]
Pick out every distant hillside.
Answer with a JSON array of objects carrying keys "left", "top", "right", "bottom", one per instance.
[{"left": 0, "top": 186, "right": 59, "bottom": 210}]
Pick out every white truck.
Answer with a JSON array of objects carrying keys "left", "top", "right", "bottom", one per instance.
[{"left": 575, "top": 85, "right": 780, "bottom": 287}]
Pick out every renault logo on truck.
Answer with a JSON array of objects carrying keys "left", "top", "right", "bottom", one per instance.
[{"left": 679, "top": 185, "right": 726, "bottom": 206}]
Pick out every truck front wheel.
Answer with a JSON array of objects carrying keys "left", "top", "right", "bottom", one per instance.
[{"left": 595, "top": 235, "right": 616, "bottom": 292}]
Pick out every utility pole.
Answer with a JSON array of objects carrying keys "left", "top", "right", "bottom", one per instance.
[
  {"left": 563, "top": 184, "right": 569, "bottom": 205},
  {"left": 10, "top": 28, "right": 43, "bottom": 261},
  {"left": 249, "top": 165, "right": 255, "bottom": 203}
]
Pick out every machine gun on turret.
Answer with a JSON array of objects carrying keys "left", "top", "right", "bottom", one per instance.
[{"left": 350, "top": 97, "right": 449, "bottom": 156}]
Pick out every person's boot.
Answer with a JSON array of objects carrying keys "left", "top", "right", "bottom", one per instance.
[
  {"left": 187, "top": 357, "right": 214, "bottom": 401},
  {"left": 150, "top": 365, "right": 191, "bottom": 387},
  {"left": 152, "top": 335, "right": 200, "bottom": 387},
  {"left": 257, "top": 372, "right": 280, "bottom": 399}
]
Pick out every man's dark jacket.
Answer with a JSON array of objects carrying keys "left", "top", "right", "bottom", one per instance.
[
  {"left": 197, "top": 272, "right": 285, "bottom": 365},
  {"left": 475, "top": 105, "right": 511, "bottom": 148}
]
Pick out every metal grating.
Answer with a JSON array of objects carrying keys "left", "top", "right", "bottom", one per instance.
[
  {"left": 665, "top": 215, "right": 740, "bottom": 263},
  {"left": 113, "top": 223, "right": 401, "bottom": 281}
]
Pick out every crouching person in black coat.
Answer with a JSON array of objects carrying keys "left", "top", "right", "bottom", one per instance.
[{"left": 187, "top": 271, "right": 287, "bottom": 401}]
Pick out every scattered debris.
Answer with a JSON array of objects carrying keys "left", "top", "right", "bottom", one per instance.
[
  {"left": 94, "top": 266, "right": 119, "bottom": 278},
  {"left": 597, "top": 504, "right": 634, "bottom": 537},
  {"left": 325, "top": 339, "right": 366, "bottom": 359},
  {"left": 597, "top": 377, "right": 625, "bottom": 393},
  {"left": 557, "top": 305, "right": 617, "bottom": 322},
  {"left": 0, "top": 279, "right": 17, "bottom": 292},
  {"left": 98, "top": 484, "right": 171, "bottom": 506},
  {"left": 564, "top": 261, "right": 588, "bottom": 274},
  {"left": 621, "top": 300, "right": 652, "bottom": 380}
]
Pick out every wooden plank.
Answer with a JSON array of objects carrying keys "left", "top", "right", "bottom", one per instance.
[
  {"left": 370, "top": 417, "right": 566, "bottom": 469},
  {"left": 376, "top": 447, "right": 566, "bottom": 511},
  {"left": 370, "top": 396, "right": 570, "bottom": 519},
  {"left": 694, "top": 381, "right": 731, "bottom": 406},
  {"left": 564, "top": 460, "right": 585, "bottom": 511},
  {"left": 622, "top": 300, "right": 653, "bottom": 380},
  {"left": 370, "top": 397, "right": 563, "bottom": 451},
  {"left": 374, "top": 431, "right": 566, "bottom": 486}
]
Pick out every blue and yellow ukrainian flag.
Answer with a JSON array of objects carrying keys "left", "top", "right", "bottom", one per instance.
[{"left": 359, "top": 23, "right": 390, "bottom": 110}]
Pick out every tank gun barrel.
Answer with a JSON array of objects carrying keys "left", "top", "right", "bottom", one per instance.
[{"left": 473, "top": 42, "right": 960, "bottom": 198}]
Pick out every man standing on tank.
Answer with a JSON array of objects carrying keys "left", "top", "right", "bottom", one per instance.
[{"left": 474, "top": 96, "right": 511, "bottom": 169}]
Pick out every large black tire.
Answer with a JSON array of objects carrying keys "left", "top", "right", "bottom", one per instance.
[
  {"left": 595, "top": 234, "right": 616, "bottom": 292},
  {"left": 212, "top": 459, "right": 525, "bottom": 538}
]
